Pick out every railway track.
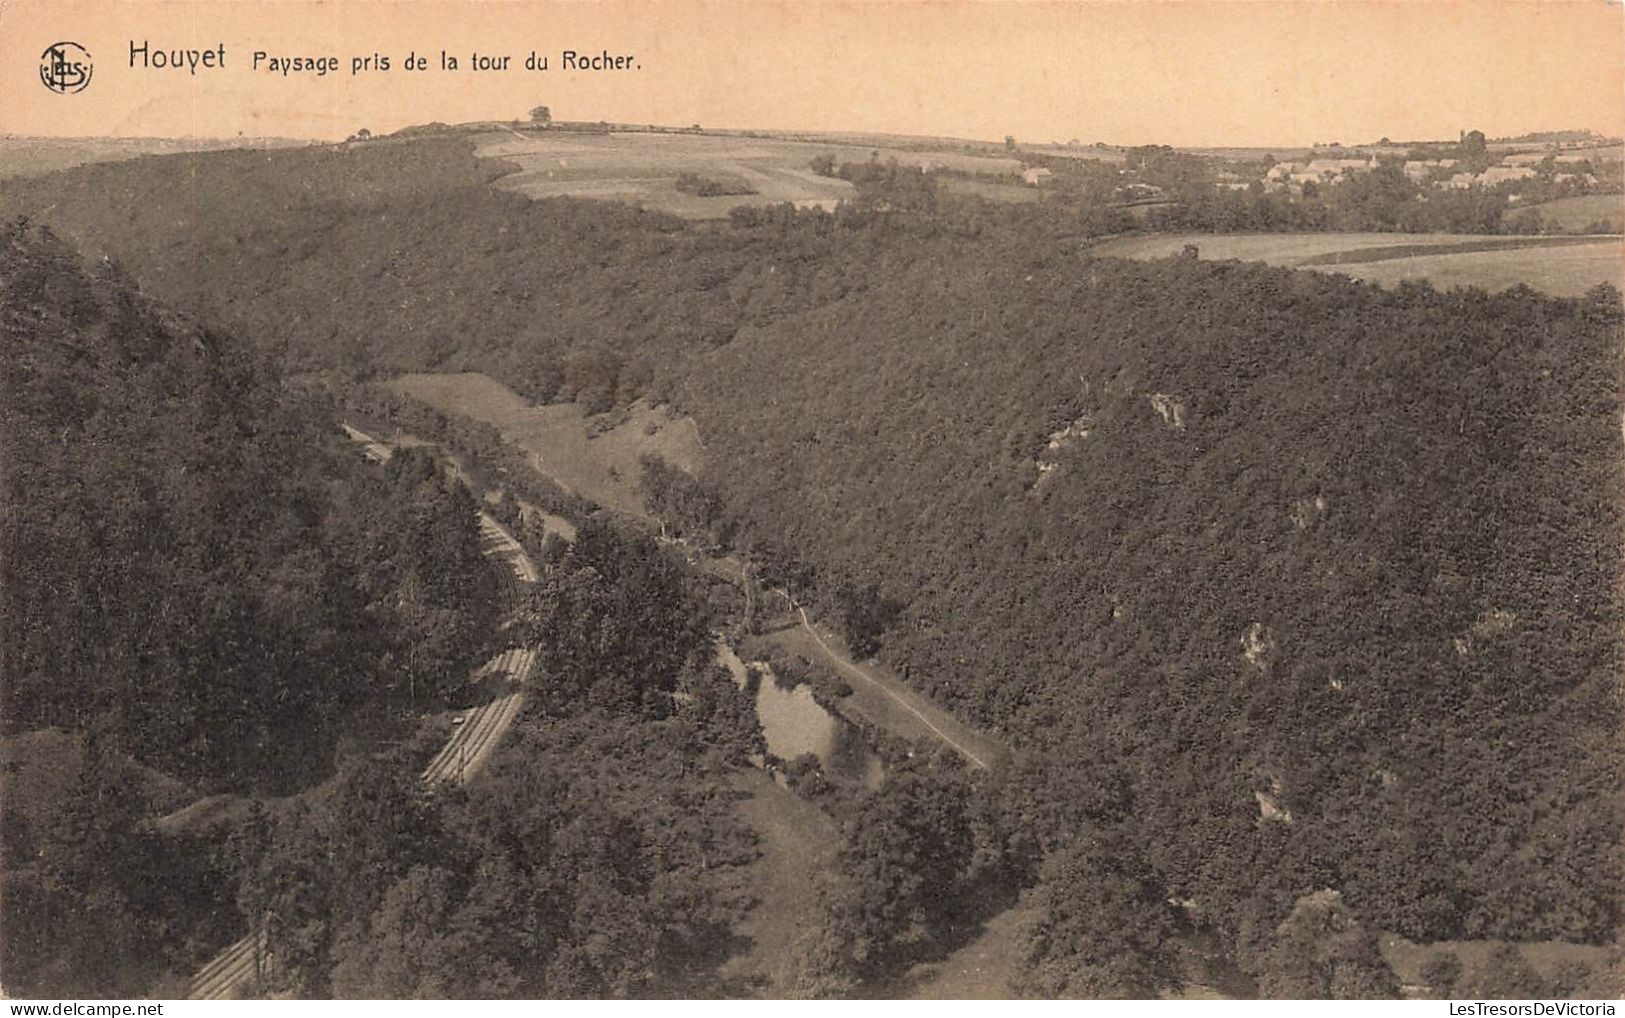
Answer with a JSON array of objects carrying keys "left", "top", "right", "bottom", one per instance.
[
  {"left": 185, "top": 426, "right": 539, "bottom": 1000},
  {"left": 419, "top": 647, "right": 534, "bottom": 784}
]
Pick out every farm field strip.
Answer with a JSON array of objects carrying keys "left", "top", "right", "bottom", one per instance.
[
  {"left": 1325, "top": 240, "right": 1623, "bottom": 297},
  {"left": 472, "top": 128, "right": 1025, "bottom": 218},
  {"left": 186, "top": 426, "right": 539, "bottom": 1000},
  {"left": 1089, "top": 231, "right": 1624, "bottom": 297},
  {"left": 1507, "top": 193, "right": 1625, "bottom": 232},
  {"left": 1296, "top": 234, "right": 1611, "bottom": 266},
  {"left": 1089, "top": 231, "right": 1609, "bottom": 264}
]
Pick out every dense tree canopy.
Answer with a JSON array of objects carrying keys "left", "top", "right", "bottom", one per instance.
[
  {"left": 2, "top": 222, "right": 496, "bottom": 786},
  {"left": 3, "top": 133, "right": 1620, "bottom": 998},
  {"left": 241, "top": 521, "right": 758, "bottom": 998}
]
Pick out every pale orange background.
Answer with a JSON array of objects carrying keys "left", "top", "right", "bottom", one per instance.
[{"left": 0, "top": 0, "right": 1621, "bottom": 146}]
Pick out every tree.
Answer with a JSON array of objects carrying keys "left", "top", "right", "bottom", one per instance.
[
  {"left": 29, "top": 741, "right": 175, "bottom": 996},
  {"left": 1021, "top": 834, "right": 1181, "bottom": 998},
  {"left": 530, "top": 105, "right": 552, "bottom": 126},
  {"left": 530, "top": 518, "right": 710, "bottom": 711},
  {"left": 244, "top": 756, "right": 448, "bottom": 994},
  {"left": 1256, "top": 890, "right": 1400, "bottom": 998},
  {"left": 1457, "top": 945, "right": 1551, "bottom": 999},
  {"left": 819, "top": 767, "right": 975, "bottom": 982},
  {"left": 1419, "top": 950, "right": 1462, "bottom": 998},
  {"left": 329, "top": 865, "right": 465, "bottom": 997},
  {"left": 836, "top": 581, "right": 904, "bottom": 659},
  {"left": 1460, "top": 129, "right": 1490, "bottom": 172}
]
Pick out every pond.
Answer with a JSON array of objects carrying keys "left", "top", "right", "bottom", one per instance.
[{"left": 716, "top": 639, "right": 883, "bottom": 789}]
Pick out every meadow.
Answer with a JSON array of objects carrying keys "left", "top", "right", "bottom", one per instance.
[
  {"left": 1089, "top": 231, "right": 1623, "bottom": 296},
  {"left": 475, "top": 128, "right": 1022, "bottom": 218},
  {"left": 388, "top": 371, "right": 704, "bottom": 519},
  {"left": 1506, "top": 193, "right": 1625, "bottom": 233}
]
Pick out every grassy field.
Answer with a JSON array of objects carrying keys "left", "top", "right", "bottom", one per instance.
[
  {"left": 761, "top": 624, "right": 1006, "bottom": 771},
  {"left": 388, "top": 371, "right": 704, "bottom": 518},
  {"left": 717, "top": 769, "right": 841, "bottom": 996},
  {"left": 1380, "top": 934, "right": 1622, "bottom": 998},
  {"left": 899, "top": 895, "right": 1036, "bottom": 998},
  {"left": 474, "top": 128, "right": 1023, "bottom": 218},
  {"left": 1330, "top": 240, "right": 1622, "bottom": 297},
  {"left": 0, "top": 136, "right": 310, "bottom": 180},
  {"left": 1090, "top": 232, "right": 1623, "bottom": 297},
  {"left": 1507, "top": 193, "right": 1625, "bottom": 233}
]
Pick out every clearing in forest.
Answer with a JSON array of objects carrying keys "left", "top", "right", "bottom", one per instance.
[{"left": 388, "top": 371, "right": 704, "bottom": 518}]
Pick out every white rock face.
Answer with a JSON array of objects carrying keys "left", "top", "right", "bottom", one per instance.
[
  {"left": 1149, "top": 392, "right": 1186, "bottom": 430},
  {"left": 1032, "top": 407, "right": 1094, "bottom": 490},
  {"left": 1290, "top": 493, "right": 1329, "bottom": 529},
  {"left": 1255, "top": 772, "right": 1293, "bottom": 824},
  {"left": 1255, "top": 789, "right": 1294, "bottom": 824},
  {"left": 1455, "top": 607, "right": 1516, "bottom": 657},
  {"left": 1242, "top": 622, "right": 1277, "bottom": 669},
  {"left": 1046, "top": 417, "right": 1092, "bottom": 451}
]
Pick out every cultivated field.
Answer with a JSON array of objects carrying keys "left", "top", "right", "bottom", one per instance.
[
  {"left": 388, "top": 371, "right": 704, "bottom": 517},
  {"left": 474, "top": 128, "right": 1023, "bottom": 218},
  {"left": 939, "top": 176, "right": 1040, "bottom": 203},
  {"left": 1090, "top": 232, "right": 1624, "bottom": 297},
  {"left": 1507, "top": 193, "right": 1625, "bottom": 233}
]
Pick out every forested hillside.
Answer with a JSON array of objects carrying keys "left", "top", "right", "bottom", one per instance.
[
  {"left": 235, "top": 518, "right": 765, "bottom": 998},
  {"left": 1, "top": 223, "right": 502, "bottom": 993},
  {"left": 673, "top": 256, "right": 1624, "bottom": 958},
  {"left": 2, "top": 221, "right": 498, "bottom": 786},
  {"left": 2, "top": 135, "right": 1620, "bottom": 996},
  {"left": 0, "top": 136, "right": 1043, "bottom": 410}
]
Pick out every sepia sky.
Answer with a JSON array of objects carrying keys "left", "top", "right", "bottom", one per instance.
[{"left": 1, "top": 0, "right": 1621, "bottom": 147}]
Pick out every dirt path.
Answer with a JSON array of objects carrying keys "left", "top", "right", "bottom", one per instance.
[{"left": 779, "top": 605, "right": 999, "bottom": 770}]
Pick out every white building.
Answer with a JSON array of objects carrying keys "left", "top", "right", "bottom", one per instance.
[
  {"left": 1404, "top": 158, "right": 1459, "bottom": 180},
  {"left": 1267, "top": 156, "right": 1378, "bottom": 189},
  {"left": 1478, "top": 166, "right": 1537, "bottom": 186}
]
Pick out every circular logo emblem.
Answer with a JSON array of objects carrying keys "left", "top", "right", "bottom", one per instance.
[{"left": 40, "top": 42, "right": 92, "bottom": 94}]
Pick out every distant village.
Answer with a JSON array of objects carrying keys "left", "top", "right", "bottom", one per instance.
[
  {"left": 1257, "top": 146, "right": 1601, "bottom": 198},
  {"left": 999, "top": 129, "right": 1623, "bottom": 233},
  {"left": 1017, "top": 130, "right": 1620, "bottom": 206}
]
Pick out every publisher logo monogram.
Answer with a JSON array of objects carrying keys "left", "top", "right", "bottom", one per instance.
[{"left": 40, "top": 42, "right": 92, "bottom": 94}]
